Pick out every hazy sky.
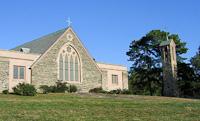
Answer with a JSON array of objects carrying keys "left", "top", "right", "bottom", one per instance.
[{"left": 0, "top": 0, "right": 199, "bottom": 67}]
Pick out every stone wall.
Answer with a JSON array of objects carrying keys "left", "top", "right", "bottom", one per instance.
[
  {"left": 0, "top": 61, "right": 9, "bottom": 92},
  {"left": 31, "top": 29, "right": 102, "bottom": 92}
]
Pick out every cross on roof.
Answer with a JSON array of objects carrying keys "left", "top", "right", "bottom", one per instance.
[{"left": 66, "top": 18, "right": 72, "bottom": 27}]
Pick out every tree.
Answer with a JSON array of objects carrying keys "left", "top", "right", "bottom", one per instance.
[
  {"left": 177, "top": 62, "right": 198, "bottom": 97},
  {"left": 191, "top": 46, "right": 200, "bottom": 75},
  {"left": 127, "top": 30, "right": 188, "bottom": 96}
]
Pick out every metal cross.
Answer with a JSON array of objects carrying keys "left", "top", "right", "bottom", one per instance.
[{"left": 66, "top": 17, "right": 72, "bottom": 27}]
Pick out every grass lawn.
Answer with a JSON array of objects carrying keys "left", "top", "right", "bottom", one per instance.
[{"left": 0, "top": 93, "right": 200, "bottom": 121}]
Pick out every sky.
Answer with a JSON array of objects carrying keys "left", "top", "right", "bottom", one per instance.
[{"left": 0, "top": 0, "right": 199, "bottom": 68}]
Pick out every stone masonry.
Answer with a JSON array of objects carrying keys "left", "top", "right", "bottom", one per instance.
[
  {"left": 0, "top": 61, "right": 9, "bottom": 92},
  {"left": 31, "top": 29, "right": 102, "bottom": 92}
]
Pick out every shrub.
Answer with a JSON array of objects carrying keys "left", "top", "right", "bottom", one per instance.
[
  {"left": 40, "top": 85, "right": 51, "bottom": 94},
  {"left": 55, "top": 82, "right": 68, "bottom": 93},
  {"left": 121, "top": 89, "right": 131, "bottom": 94},
  {"left": 13, "top": 83, "right": 36, "bottom": 96},
  {"left": 2, "top": 90, "right": 9, "bottom": 94},
  {"left": 107, "top": 89, "right": 131, "bottom": 95},
  {"left": 89, "top": 87, "right": 102, "bottom": 93},
  {"left": 108, "top": 89, "right": 122, "bottom": 94},
  {"left": 89, "top": 87, "right": 107, "bottom": 93},
  {"left": 39, "top": 82, "right": 69, "bottom": 94},
  {"left": 69, "top": 85, "right": 77, "bottom": 93}
]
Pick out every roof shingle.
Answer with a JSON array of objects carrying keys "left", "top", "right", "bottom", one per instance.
[{"left": 11, "top": 28, "right": 66, "bottom": 54}]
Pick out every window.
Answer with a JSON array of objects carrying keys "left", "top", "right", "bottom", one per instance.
[
  {"left": 13, "top": 66, "right": 25, "bottom": 79},
  {"left": 65, "top": 55, "right": 69, "bottom": 81},
  {"left": 75, "top": 56, "right": 79, "bottom": 81},
  {"left": 70, "top": 56, "right": 74, "bottom": 81},
  {"left": 58, "top": 45, "right": 81, "bottom": 82},
  {"left": 112, "top": 75, "right": 118, "bottom": 84}
]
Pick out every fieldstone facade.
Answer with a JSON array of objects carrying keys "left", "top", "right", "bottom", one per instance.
[
  {"left": 31, "top": 29, "right": 102, "bottom": 92},
  {"left": 0, "top": 61, "right": 9, "bottom": 92}
]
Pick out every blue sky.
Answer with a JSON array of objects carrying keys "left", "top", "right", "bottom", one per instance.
[{"left": 0, "top": 0, "right": 199, "bottom": 68}]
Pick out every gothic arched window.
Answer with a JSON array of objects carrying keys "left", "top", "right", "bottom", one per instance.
[
  {"left": 70, "top": 55, "right": 74, "bottom": 81},
  {"left": 75, "top": 56, "right": 79, "bottom": 81},
  {"left": 58, "top": 45, "right": 81, "bottom": 82},
  {"left": 65, "top": 55, "right": 69, "bottom": 81}
]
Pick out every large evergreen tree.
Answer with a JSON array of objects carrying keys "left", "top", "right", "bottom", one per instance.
[
  {"left": 191, "top": 46, "right": 200, "bottom": 75},
  {"left": 127, "top": 30, "right": 187, "bottom": 96}
]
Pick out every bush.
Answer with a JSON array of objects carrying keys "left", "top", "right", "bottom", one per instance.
[
  {"left": 108, "top": 89, "right": 122, "bottom": 94},
  {"left": 89, "top": 87, "right": 103, "bottom": 93},
  {"left": 55, "top": 82, "right": 68, "bottom": 93},
  {"left": 39, "top": 82, "right": 78, "bottom": 94},
  {"left": 13, "top": 83, "right": 36, "bottom": 96},
  {"left": 89, "top": 87, "right": 107, "bottom": 93},
  {"left": 40, "top": 85, "right": 51, "bottom": 94},
  {"left": 107, "top": 89, "right": 131, "bottom": 95},
  {"left": 121, "top": 89, "right": 131, "bottom": 94},
  {"left": 2, "top": 90, "right": 9, "bottom": 94},
  {"left": 69, "top": 85, "right": 77, "bottom": 93}
]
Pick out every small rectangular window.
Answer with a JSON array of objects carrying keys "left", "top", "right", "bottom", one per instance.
[
  {"left": 112, "top": 75, "right": 118, "bottom": 84},
  {"left": 13, "top": 66, "right": 25, "bottom": 80},
  {"left": 19, "top": 67, "right": 25, "bottom": 79},
  {"left": 13, "top": 66, "right": 18, "bottom": 79}
]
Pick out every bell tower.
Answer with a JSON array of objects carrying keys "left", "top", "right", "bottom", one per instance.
[{"left": 160, "top": 39, "right": 178, "bottom": 97}]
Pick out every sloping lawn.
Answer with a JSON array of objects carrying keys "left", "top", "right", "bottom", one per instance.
[{"left": 0, "top": 93, "right": 200, "bottom": 121}]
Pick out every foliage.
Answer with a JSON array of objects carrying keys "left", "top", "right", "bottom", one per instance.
[
  {"left": 107, "top": 89, "right": 131, "bottom": 94},
  {"left": 107, "top": 89, "right": 122, "bottom": 94},
  {"left": 39, "top": 85, "right": 51, "bottom": 94},
  {"left": 177, "top": 62, "right": 197, "bottom": 97},
  {"left": 13, "top": 83, "right": 37, "bottom": 96},
  {"left": 89, "top": 87, "right": 106, "bottom": 93},
  {"left": 89, "top": 88, "right": 131, "bottom": 94},
  {"left": 69, "top": 85, "right": 78, "bottom": 93},
  {"left": 54, "top": 81, "right": 69, "bottom": 93},
  {"left": 40, "top": 82, "right": 78, "bottom": 93},
  {"left": 127, "top": 30, "right": 188, "bottom": 96},
  {"left": 191, "top": 46, "right": 200, "bottom": 75},
  {"left": 121, "top": 89, "right": 131, "bottom": 94},
  {"left": 2, "top": 90, "right": 9, "bottom": 94},
  {"left": 129, "top": 68, "right": 162, "bottom": 96}
]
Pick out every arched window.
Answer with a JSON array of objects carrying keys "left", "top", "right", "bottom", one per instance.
[
  {"left": 59, "top": 54, "right": 63, "bottom": 80},
  {"left": 58, "top": 45, "right": 81, "bottom": 82},
  {"left": 65, "top": 55, "right": 69, "bottom": 81},
  {"left": 75, "top": 56, "right": 79, "bottom": 81},
  {"left": 70, "top": 55, "right": 74, "bottom": 81}
]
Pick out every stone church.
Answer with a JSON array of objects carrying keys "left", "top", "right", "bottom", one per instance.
[{"left": 0, "top": 27, "right": 128, "bottom": 93}]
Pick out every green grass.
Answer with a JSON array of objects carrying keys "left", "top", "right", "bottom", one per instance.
[{"left": 0, "top": 93, "right": 200, "bottom": 121}]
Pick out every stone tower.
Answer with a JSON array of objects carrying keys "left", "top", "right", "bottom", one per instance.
[{"left": 160, "top": 39, "right": 178, "bottom": 97}]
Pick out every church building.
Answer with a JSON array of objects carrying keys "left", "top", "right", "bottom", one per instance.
[{"left": 0, "top": 27, "right": 128, "bottom": 93}]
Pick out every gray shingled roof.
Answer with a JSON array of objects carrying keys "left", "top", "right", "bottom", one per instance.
[{"left": 11, "top": 28, "right": 66, "bottom": 54}]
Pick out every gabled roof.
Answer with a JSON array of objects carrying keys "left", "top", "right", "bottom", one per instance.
[{"left": 11, "top": 28, "right": 66, "bottom": 54}]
